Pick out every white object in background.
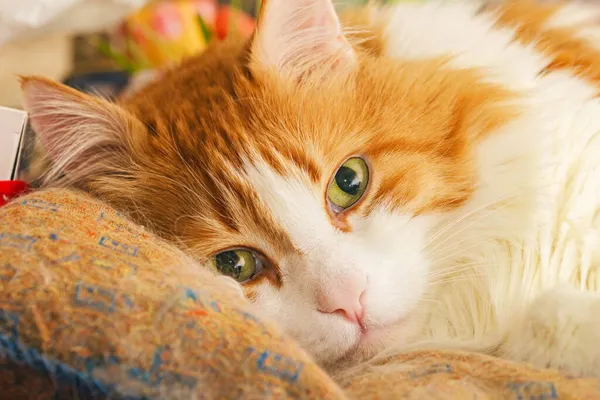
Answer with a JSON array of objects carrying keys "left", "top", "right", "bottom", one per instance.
[
  {"left": 0, "top": 0, "right": 148, "bottom": 46},
  {"left": 0, "top": 106, "right": 27, "bottom": 180}
]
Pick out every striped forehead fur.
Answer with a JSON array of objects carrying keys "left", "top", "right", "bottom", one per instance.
[{"left": 22, "top": 34, "right": 514, "bottom": 251}]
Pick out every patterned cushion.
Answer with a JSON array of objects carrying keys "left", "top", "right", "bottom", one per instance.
[
  {"left": 0, "top": 189, "right": 344, "bottom": 399},
  {"left": 1, "top": 189, "right": 599, "bottom": 399}
]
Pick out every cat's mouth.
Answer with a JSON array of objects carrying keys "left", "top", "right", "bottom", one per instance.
[
  {"left": 341, "top": 318, "right": 407, "bottom": 362},
  {"left": 358, "top": 323, "right": 394, "bottom": 347}
]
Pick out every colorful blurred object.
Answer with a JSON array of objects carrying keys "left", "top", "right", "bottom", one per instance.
[
  {"left": 124, "top": 1, "right": 208, "bottom": 68},
  {"left": 101, "top": 0, "right": 257, "bottom": 73},
  {"left": 215, "top": 5, "right": 256, "bottom": 40}
]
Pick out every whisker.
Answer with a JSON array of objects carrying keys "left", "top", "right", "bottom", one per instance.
[
  {"left": 422, "top": 194, "right": 515, "bottom": 251},
  {"left": 425, "top": 242, "right": 484, "bottom": 267},
  {"left": 424, "top": 235, "right": 491, "bottom": 260},
  {"left": 424, "top": 203, "right": 510, "bottom": 257},
  {"left": 427, "top": 276, "right": 486, "bottom": 286},
  {"left": 427, "top": 261, "right": 490, "bottom": 280},
  {"left": 421, "top": 172, "right": 589, "bottom": 257}
]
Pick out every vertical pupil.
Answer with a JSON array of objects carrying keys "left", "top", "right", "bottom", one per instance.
[
  {"left": 335, "top": 166, "right": 361, "bottom": 195},
  {"left": 216, "top": 251, "right": 242, "bottom": 278}
]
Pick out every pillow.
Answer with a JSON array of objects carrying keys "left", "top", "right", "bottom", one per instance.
[
  {"left": 2, "top": 188, "right": 600, "bottom": 400},
  {"left": 0, "top": 189, "right": 345, "bottom": 399},
  {"left": 338, "top": 349, "right": 600, "bottom": 399}
]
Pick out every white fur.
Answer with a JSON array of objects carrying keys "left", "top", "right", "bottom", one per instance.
[
  {"left": 547, "top": 2, "right": 600, "bottom": 50},
  {"left": 244, "top": 158, "right": 435, "bottom": 365},
  {"left": 373, "top": 1, "right": 600, "bottom": 376}
]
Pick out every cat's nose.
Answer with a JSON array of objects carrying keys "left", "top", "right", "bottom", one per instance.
[{"left": 316, "top": 275, "right": 367, "bottom": 325}]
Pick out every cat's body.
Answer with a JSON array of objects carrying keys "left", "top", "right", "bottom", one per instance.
[
  {"left": 361, "top": 0, "right": 600, "bottom": 376},
  {"left": 19, "top": 0, "right": 600, "bottom": 378}
]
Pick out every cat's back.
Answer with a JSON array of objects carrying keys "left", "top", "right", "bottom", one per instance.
[{"left": 351, "top": 1, "right": 600, "bottom": 90}]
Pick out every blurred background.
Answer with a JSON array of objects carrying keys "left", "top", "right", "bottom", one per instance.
[{"left": 0, "top": 0, "right": 413, "bottom": 108}]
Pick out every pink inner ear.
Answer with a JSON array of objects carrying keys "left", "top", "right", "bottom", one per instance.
[
  {"left": 252, "top": 0, "right": 355, "bottom": 79},
  {"left": 20, "top": 78, "right": 128, "bottom": 180},
  {"left": 301, "top": 0, "right": 340, "bottom": 31},
  {"left": 21, "top": 80, "right": 87, "bottom": 156}
]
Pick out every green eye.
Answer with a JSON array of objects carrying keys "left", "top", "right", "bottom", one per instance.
[
  {"left": 327, "top": 157, "right": 369, "bottom": 211},
  {"left": 211, "top": 249, "right": 263, "bottom": 282}
]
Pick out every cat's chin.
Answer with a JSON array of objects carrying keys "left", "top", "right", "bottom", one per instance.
[{"left": 325, "top": 319, "right": 410, "bottom": 371}]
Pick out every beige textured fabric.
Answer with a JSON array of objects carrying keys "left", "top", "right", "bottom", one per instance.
[
  {"left": 0, "top": 189, "right": 344, "bottom": 399},
  {"left": 341, "top": 351, "right": 600, "bottom": 399},
  {"left": 1, "top": 189, "right": 600, "bottom": 399}
]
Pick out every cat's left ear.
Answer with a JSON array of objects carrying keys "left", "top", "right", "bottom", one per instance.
[
  {"left": 250, "top": 0, "right": 356, "bottom": 81},
  {"left": 19, "top": 76, "right": 140, "bottom": 184}
]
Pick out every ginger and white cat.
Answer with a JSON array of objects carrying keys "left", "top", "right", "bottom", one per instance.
[{"left": 19, "top": 0, "right": 600, "bottom": 377}]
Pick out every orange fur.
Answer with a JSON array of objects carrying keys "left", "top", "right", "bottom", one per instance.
[
  {"left": 21, "top": 3, "right": 514, "bottom": 288},
  {"left": 490, "top": 0, "right": 600, "bottom": 92},
  {"left": 107, "top": 51, "right": 508, "bottom": 263}
]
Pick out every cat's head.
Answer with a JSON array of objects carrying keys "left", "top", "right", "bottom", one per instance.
[{"left": 21, "top": 0, "right": 510, "bottom": 366}]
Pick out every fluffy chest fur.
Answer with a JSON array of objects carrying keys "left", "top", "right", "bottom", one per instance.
[{"left": 376, "top": 1, "right": 600, "bottom": 347}]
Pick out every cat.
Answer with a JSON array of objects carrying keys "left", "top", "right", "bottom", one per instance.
[{"left": 19, "top": 0, "right": 600, "bottom": 377}]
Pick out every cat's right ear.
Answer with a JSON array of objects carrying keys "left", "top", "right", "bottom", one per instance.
[
  {"left": 20, "top": 76, "right": 138, "bottom": 182},
  {"left": 249, "top": 0, "right": 356, "bottom": 81}
]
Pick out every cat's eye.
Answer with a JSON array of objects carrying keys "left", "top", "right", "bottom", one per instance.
[
  {"left": 327, "top": 157, "right": 369, "bottom": 212},
  {"left": 211, "top": 248, "right": 264, "bottom": 283}
]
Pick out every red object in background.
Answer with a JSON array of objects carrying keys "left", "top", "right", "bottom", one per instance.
[
  {"left": 0, "top": 181, "right": 29, "bottom": 207},
  {"left": 215, "top": 5, "right": 255, "bottom": 40}
]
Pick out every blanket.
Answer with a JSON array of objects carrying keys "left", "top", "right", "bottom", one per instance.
[{"left": 1, "top": 189, "right": 599, "bottom": 399}]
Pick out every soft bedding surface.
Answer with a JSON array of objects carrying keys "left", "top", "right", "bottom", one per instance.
[{"left": 0, "top": 189, "right": 599, "bottom": 399}]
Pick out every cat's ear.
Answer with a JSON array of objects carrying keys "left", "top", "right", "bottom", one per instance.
[
  {"left": 20, "top": 76, "right": 137, "bottom": 181},
  {"left": 250, "top": 0, "right": 356, "bottom": 81}
]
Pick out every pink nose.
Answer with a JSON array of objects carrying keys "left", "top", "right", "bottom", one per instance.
[{"left": 316, "top": 277, "right": 367, "bottom": 325}]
